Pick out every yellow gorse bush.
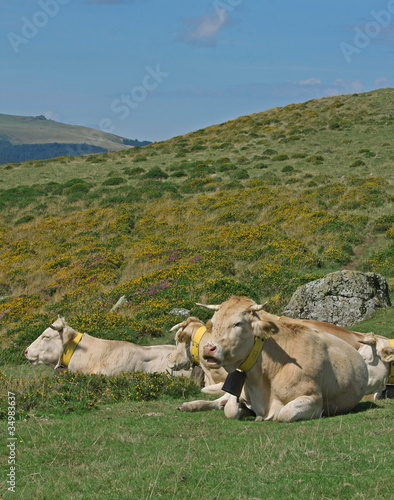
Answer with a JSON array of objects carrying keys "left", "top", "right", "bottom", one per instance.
[{"left": 0, "top": 172, "right": 391, "bottom": 344}]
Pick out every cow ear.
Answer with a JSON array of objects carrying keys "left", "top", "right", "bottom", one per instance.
[
  {"left": 61, "top": 327, "right": 78, "bottom": 345},
  {"left": 50, "top": 317, "right": 67, "bottom": 331},
  {"left": 176, "top": 330, "right": 189, "bottom": 343},
  {"left": 381, "top": 346, "right": 394, "bottom": 362},
  {"left": 253, "top": 319, "right": 279, "bottom": 339},
  {"left": 359, "top": 333, "right": 377, "bottom": 346}
]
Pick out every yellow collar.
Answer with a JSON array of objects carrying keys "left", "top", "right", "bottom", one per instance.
[
  {"left": 61, "top": 332, "right": 83, "bottom": 367},
  {"left": 388, "top": 339, "right": 394, "bottom": 385},
  {"left": 191, "top": 326, "right": 207, "bottom": 364},
  {"left": 238, "top": 337, "right": 265, "bottom": 372},
  {"left": 190, "top": 325, "right": 264, "bottom": 372}
]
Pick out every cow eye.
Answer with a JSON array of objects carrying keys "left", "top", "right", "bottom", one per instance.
[{"left": 233, "top": 321, "right": 243, "bottom": 328}]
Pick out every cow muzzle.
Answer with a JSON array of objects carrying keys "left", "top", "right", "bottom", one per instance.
[
  {"left": 168, "top": 358, "right": 190, "bottom": 371},
  {"left": 24, "top": 349, "right": 39, "bottom": 364},
  {"left": 202, "top": 343, "right": 223, "bottom": 367}
]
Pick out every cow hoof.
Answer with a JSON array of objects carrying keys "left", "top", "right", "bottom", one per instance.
[{"left": 255, "top": 416, "right": 264, "bottom": 422}]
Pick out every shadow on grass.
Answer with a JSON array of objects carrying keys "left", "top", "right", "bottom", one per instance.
[{"left": 350, "top": 401, "right": 381, "bottom": 414}]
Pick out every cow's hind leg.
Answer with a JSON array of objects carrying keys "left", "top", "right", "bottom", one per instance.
[{"left": 277, "top": 396, "right": 323, "bottom": 422}]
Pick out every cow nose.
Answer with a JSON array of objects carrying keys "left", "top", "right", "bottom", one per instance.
[
  {"left": 24, "top": 348, "right": 28, "bottom": 357},
  {"left": 203, "top": 343, "right": 217, "bottom": 357}
]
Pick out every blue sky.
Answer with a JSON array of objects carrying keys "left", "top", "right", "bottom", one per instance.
[{"left": 1, "top": 0, "right": 394, "bottom": 141}]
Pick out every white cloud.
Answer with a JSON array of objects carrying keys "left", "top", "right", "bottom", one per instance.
[
  {"left": 179, "top": 10, "right": 230, "bottom": 46},
  {"left": 332, "top": 79, "right": 364, "bottom": 92},
  {"left": 299, "top": 77, "right": 322, "bottom": 85}
]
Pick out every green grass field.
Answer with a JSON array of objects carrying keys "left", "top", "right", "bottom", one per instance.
[
  {"left": 1, "top": 394, "right": 393, "bottom": 499},
  {"left": 1, "top": 88, "right": 393, "bottom": 499}
]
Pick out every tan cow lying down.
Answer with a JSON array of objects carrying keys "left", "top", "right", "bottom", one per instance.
[
  {"left": 172, "top": 306, "right": 393, "bottom": 401},
  {"left": 25, "top": 316, "right": 191, "bottom": 377},
  {"left": 175, "top": 296, "right": 369, "bottom": 422},
  {"left": 170, "top": 317, "right": 393, "bottom": 409},
  {"left": 252, "top": 309, "right": 394, "bottom": 398}
]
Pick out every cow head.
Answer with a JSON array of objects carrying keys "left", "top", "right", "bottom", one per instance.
[
  {"left": 198, "top": 296, "right": 278, "bottom": 373},
  {"left": 24, "top": 316, "right": 79, "bottom": 369},
  {"left": 358, "top": 333, "right": 394, "bottom": 395},
  {"left": 167, "top": 317, "right": 205, "bottom": 371},
  {"left": 381, "top": 346, "right": 394, "bottom": 363}
]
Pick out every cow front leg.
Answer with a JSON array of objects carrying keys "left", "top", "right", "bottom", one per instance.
[
  {"left": 223, "top": 395, "right": 242, "bottom": 419},
  {"left": 277, "top": 396, "right": 323, "bottom": 422},
  {"left": 201, "top": 382, "right": 225, "bottom": 395},
  {"left": 223, "top": 395, "right": 255, "bottom": 420},
  {"left": 177, "top": 393, "right": 229, "bottom": 412}
]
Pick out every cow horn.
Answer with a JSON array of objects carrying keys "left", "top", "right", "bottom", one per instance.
[
  {"left": 170, "top": 322, "right": 185, "bottom": 332},
  {"left": 49, "top": 323, "right": 63, "bottom": 331},
  {"left": 249, "top": 302, "right": 268, "bottom": 312},
  {"left": 196, "top": 303, "right": 220, "bottom": 310},
  {"left": 49, "top": 316, "right": 66, "bottom": 331}
]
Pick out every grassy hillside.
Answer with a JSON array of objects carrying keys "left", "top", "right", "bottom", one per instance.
[
  {"left": 0, "top": 114, "right": 151, "bottom": 163},
  {"left": 0, "top": 88, "right": 393, "bottom": 361},
  {"left": 1, "top": 89, "right": 393, "bottom": 500}
]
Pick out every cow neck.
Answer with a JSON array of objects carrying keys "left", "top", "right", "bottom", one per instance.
[
  {"left": 389, "top": 339, "right": 394, "bottom": 385},
  {"left": 191, "top": 326, "right": 207, "bottom": 365},
  {"left": 61, "top": 332, "right": 84, "bottom": 368},
  {"left": 237, "top": 336, "right": 265, "bottom": 372},
  {"left": 233, "top": 311, "right": 279, "bottom": 372},
  {"left": 221, "top": 336, "right": 265, "bottom": 398}
]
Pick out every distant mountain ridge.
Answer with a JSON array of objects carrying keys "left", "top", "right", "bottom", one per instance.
[{"left": 0, "top": 113, "right": 151, "bottom": 164}]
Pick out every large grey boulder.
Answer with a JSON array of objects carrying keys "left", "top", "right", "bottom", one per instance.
[
  {"left": 283, "top": 270, "right": 391, "bottom": 326},
  {"left": 169, "top": 307, "right": 190, "bottom": 317}
]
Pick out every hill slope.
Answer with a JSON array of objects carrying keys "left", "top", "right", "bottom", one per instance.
[
  {"left": 0, "top": 88, "right": 393, "bottom": 360},
  {"left": 0, "top": 113, "right": 150, "bottom": 163}
]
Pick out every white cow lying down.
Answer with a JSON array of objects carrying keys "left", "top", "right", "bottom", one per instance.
[
  {"left": 168, "top": 317, "right": 230, "bottom": 411},
  {"left": 25, "top": 316, "right": 191, "bottom": 377}
]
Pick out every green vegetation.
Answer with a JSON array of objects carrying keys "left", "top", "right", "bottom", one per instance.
[
  {"left": 0, "top": 368, "right": 200, "bottom": 418},
  {"left": 0, "top": 88, "right": 393, "bottom": 346},
  {"left": 0, "top": 89, "right": 393, "bottom": 499},
  {"left": 0, "top": 88, "right": 392, "bottom": 340}
]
